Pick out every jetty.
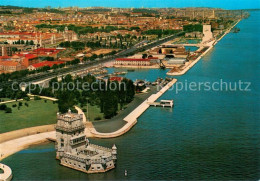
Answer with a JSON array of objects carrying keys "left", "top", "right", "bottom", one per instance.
[
  {"left": 91, "top": 78, "right": 177, "bottom": 138},
  {"left": 149, "top": 100, "right": 174, "bottom": 108}
]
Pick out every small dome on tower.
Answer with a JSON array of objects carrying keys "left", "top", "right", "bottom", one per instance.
[{"left": 112, "top": 144, "right": 117, "bottom": 150}]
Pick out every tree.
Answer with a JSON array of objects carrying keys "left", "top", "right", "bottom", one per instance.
[
  {"left": 57, "top": 91, "right": 76, "bottom": 113},
  {"left": 0, "top": 104, "right": 7, "bottom": 110},
  {"left": 5, "top": 107, "right": 12, "bottom": 113},
  {"left": 103, "top": 91, "right": 118, "bottom": 119},
  {"left": 142, "top": 54, "right": 148, "bottom": 59},
  {"left": 30, "top": 40, "right": 34, "bottom": 45}
]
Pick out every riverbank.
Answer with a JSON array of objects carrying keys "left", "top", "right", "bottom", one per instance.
[
  {"left": 2, "top": 11, "right": 259, "bottom": 180},
  {"left": 90, "top": 79, "right": 177, "bottom": 138},
  {"left": 167, "top": 19, "right": 241, "bottom": 76},
  {"left": 92, "top": 85, "right": 159, "bottom": 132},
  {"left": 0, "top": 79, "right": 177, "bottom": 160}
]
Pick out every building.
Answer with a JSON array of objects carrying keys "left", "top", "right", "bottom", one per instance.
[
  {"left": 19, "top": 54, "right": 39, "bottom": 68},
  {"left": 114, "top": 57, "right": 158, "bottom": 67},
  {"left": 166, "top": 58, "right": 187, "bottom": 65},
  {"left": 28, "top": 61, "right": 64, "bottom": 70},
  {"left": 55, "top": 110, "right": 117, "bottom": 173},
  {"left": 185, "top": 31, "right": 203, "bottom": 38},
  {"left": 0, "top": 45, "right": 13, "bottom": 56},
  {"left": 0, "top": 56, "right": 11, "bottom": 61},
  {"left": 32, "top": 48, "right": 64, "bottom": 59},
  {"left": 0, "top": 60, "right": 22, "bottom": 73},
  {"left": 109, "top": 76, "right": 123, "bottom": 82}
]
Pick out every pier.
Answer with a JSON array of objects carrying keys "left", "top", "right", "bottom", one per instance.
[
  {"left": 149, "top": 100, "right": 174, "bottom": 108},
  {"left": 91, "top": 78, "right": 177, "bottom": 138}
]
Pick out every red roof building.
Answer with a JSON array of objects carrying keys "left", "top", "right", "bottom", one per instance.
[
  {"left": 13, "top": 53, "right": 39, "bottom": 68},
  {"left": 32, "top": 48, "right": 63, "bottom": 59},
  {"left": 28, "top": 61, "right": 64, "bottom": 70},
  {"left": 0, "top": 60, "right": 22, "bottom": 73},
  {"left": 109, "top": 76, "right": 123, "bottom": 82},
  {"left": 0, "top": 56, "right": 11, "bottom": 61}
]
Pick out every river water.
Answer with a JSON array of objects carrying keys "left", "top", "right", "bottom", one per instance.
[{"left": 2, "top": 11, "right": 260, "bottom": 180}]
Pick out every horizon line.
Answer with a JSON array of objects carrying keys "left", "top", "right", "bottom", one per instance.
[{"left": 1, "top": 5, "right": 259, "bottom": 11}]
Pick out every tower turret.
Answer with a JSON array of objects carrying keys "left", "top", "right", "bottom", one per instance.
[
  {"left": 55, "top": 110, "right": 86, "bottom": 159},
  {"left": 112, "top": 144, "right": 117, "bottom": 161}
]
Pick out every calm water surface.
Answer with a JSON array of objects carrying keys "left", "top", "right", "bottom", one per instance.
[{"left": 2, "top": 11, "right": 260, "bottom": 180}]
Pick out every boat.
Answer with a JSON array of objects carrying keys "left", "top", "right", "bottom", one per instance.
[
  {"left": 114, "top": 71, "right": 127, "bottom": 75},
  {"left": 127, "top": 69, "right": 135, "bottom": 72},
  {"left": 233, "top": 27, "right": 240, "bottom": 33}
]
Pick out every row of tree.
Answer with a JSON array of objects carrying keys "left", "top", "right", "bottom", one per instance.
[
  {"left": 35, "top": 24, "right": 141, "bottom": 35},
  {"left": 183, "top": 24, "right": 203, "bottom": 32},
  {"left": 26, "top": 74, "right": 135, "bottom": 119},
  {"left": 13, "top": 39, "right": 34, "bottom": 45},
  {"left": 142, "top": 29, "right": 181, "bottom": 38}
]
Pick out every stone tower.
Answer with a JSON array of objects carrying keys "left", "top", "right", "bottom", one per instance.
[
  {"left": 55, "top": 110, "right": 86, "bottom": 159},
  {"left": 55, "top": 110, "right": 117, "bottom": 173}
]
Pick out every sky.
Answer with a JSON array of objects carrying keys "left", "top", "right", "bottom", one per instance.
[{"left": 0, "top": 0, "right": 260, "bottom": 9}]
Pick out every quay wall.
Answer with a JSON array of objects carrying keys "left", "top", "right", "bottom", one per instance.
[
  {"left": 0, "top": 20, "right": 241, "bottom": 160},
  {"left": 91, "top": 79, "right": 177, "bottom": 138},
  {"left": 167, "top": 19, "right": 241, "bottom": 76}
]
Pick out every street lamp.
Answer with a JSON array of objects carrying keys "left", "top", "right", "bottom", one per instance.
[{"left": 86, "top": 98, "right": 89, "bottom": 120}]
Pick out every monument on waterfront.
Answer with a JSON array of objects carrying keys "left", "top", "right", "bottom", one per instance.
[
  {"left": 55, "top": 110, "right": 117, "bottom": 173},
  {"left": 202, "top": 24, "right": 214, "bottom": 44}
]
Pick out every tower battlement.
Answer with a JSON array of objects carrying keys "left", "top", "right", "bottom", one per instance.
[{"left": 55, "top": 110, "right": 117, "bottom": 173}]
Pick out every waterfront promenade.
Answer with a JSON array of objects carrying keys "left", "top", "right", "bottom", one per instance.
[
  {"left": 91, "top": 78, "right": 177, "bottom": 138},
  {"left": 167, "top": 19, "right": 241, "bottom": 76},
  {"left": 0, "top": 79, "right": 177, "bottom": 160},
  {"left": 0, "top": 20, "right": 240, "bottom": 163}
]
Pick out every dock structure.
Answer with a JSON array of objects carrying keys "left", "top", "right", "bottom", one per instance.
[
  {"left": 91, "top": 78, "right": 177, "bottom": 138},
  {"left": 149, "top": 100, "right": 174, "bottom": 108}
]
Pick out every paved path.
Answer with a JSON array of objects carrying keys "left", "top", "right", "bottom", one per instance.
[
  {"left": 0, "top": 131, "right": 56, "bottom": 161},
  {"left": 0, "top": 105, "right": 92, "bottom": 161},
  {"left": 0, "top": 79, "right": 177, "bottom": 160},
  {"left": 0, "top": 99, "right": 24, "bottom": 105},
  {"left": 0, "top": 163, "right": 12, "bottom": 181},
  {"left": 91, "top": 79, "right": 177, "bottom": 138},
  {"left": 167, "top": 19, "right": 241, "bottom": 76}
]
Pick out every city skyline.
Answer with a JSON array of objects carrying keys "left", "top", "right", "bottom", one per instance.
[{"left": 1, "top": 0, "right": 260, "bottom": 10}]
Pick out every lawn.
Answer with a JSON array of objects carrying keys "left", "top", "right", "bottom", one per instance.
[
  {"left": 0, "top": 98, "right": 12, "bottom": 102},
  {"left": 0, "top": 99, "right": 58, "bottom": 133},
  {"left": 79, "top": 104, "right": 104, "bottom": 122}
]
